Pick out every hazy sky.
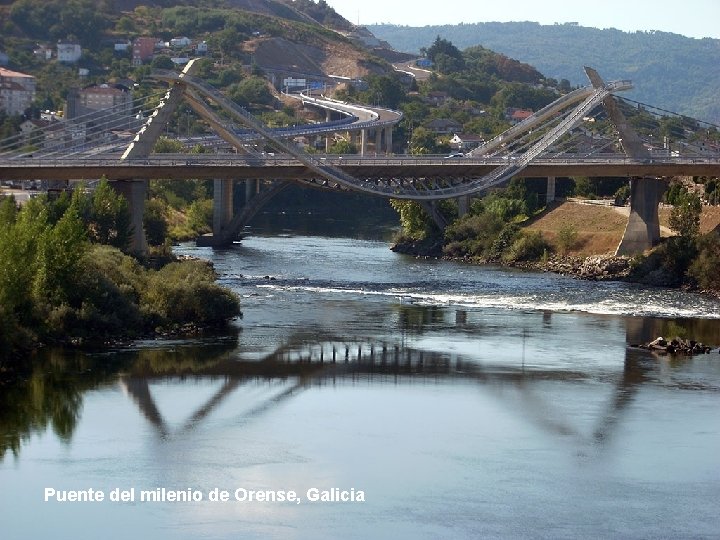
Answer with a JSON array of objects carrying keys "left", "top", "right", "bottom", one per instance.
[{"left": 324, "top": 0, "right": 720, "bottom": 39}]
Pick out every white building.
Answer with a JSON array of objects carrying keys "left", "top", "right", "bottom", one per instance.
[
  {"left": 0, "top": 67, "right": 36, "bottom": 115},
  {"left": 170, "top": 36, "right": 191, "bottom": 48},
  {"left": 57, "top": 41, "right": 82, "bottom": 63}
]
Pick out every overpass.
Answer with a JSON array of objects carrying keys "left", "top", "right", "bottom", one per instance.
[{"left": 1, "top": 61, "right": 718, "bottom": 255}]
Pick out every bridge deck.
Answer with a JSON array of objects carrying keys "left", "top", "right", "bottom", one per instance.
[{"left": 2, "top": 155, "right": 718, "bottom": 184}]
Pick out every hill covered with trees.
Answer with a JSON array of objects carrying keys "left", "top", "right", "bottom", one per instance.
[{"left": 367, "top": 22, "right": 720, "bottom": 123}]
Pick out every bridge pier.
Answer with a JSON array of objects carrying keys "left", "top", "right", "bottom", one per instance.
[
  {"left": 213, "top": 179, "right": 234, "bottom": 234},
  {"left": 616, "top": 177, "right": 665, "bottom": 255},
  {"left": 384, "top": 127, "right": 393, "bottom": 155},
  {"left": 375, "top": 129, "right": 382, "bottom": 154},
  {"left": 112, "top": 179, "right": 148, "bottom": 255},
  {"left": 360, "top": 129, "right": 367, "bottom": 156},
  {"left": 245, "top": 178, "right": 258, "bottom": 203},
  {"left": 457, "top": 195, "right": 470, "bottom": 217},
  {"left": 546, "top": 176, "right": 556, "bottom": 204}
]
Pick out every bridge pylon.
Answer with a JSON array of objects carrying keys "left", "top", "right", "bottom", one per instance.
[{"left": 584, "top": 67, "right": 666, "bottom": 255}]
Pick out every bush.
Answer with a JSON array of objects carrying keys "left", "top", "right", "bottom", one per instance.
[
  {"left": 483, "top": 193, "right": 527, "bottom": 222},
  {"left": 669, "top": 191, "right": 702, "bottom": 238},
  {"left": 614, "top": 184, "right": 630, "bottom": 205},
  {"left": 142, "top": 260, "right": 241, "bottom": 325},
  {"left": 443, "top": 212, "right": 503, "bottom": 258},
  {"left": 689, "top": 232, "right": 720, "bottom": 290},
  {"left": 556, "top": 224, "right": 578, "bottom": 255},
  {"left": 486, "top": 223, "right": 520, "bottom": 261},
  {"left": 503, "top": 230, "right": 551, "bottom": 263},
  {"left": 187, "top": 199, "right": 213, "bottom": 234}
]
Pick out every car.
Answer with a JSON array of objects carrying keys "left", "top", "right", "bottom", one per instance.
[{"left": 445, "top": 152, "right": 464, "bottom": 159}]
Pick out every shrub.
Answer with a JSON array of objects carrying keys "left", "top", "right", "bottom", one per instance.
[
  {"left": 486, "top": 223, "right": 520, "bottom": 261},
  {"left": 187, "top": 199, "right": 213, "bottom": 234},
  {"left": 483, "top": 193, "right": 527, "bottom": 222},
  {"left": 556, "top": 224, "right": 578, "bottom": 255},
  {"left": 689, "top": 232, "right": 720, "bottom": 290},
  {"left": 503, "top": 230, "right": 551, "bottom": 263},
  {"left": 669, "top": 191, "right": 701, "bottom": 239},
  {"left": 443, "top": 212, "right": 503, "bottom": 258},
  {"left": 614, "top": 184, "right": 630, "bottom": 205},
  {"left": 142, "top": 260, "right": 241, "bottom": 326}
]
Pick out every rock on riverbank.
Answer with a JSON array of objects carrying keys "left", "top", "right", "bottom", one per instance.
[
  {"left": 539, "top": 255, "right": 632, "bottom": 280},
  {"left": 634, "top": 336, "right": 717, "bottom": 355}
]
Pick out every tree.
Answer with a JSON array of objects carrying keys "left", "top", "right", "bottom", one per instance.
[
  {"left": 72, "top": 180, "right": 132, "bottom": 249},
  {"left": 364, "top": 75, "right": 406, "bottom": 109},
  {"left": 153, "top": 137, "right": 184, "bottom": 153},
  {"left": 144, "top": 198, "right": 168, "bottom": 246},
  {"left": 409, "top": 127, "right": 444, "bottom": 155},
  {"left": 689, "top": 232, "right": 720, "bottom": 290},
  {"left": 327, "top": 139, "right": 356, "bottom": 154},
  {"left": 390, "top": 200, "right": 434, "bottom": 240},
  {"left": 423, "top": 36, "right": 465, "bottom": 72},
  {"left": 669, "top": 191, "right": 701, "bottom": 239},
  {"left": 32, "top": 206, "right": 87, "bottom": 306},
  {"left": 151, "top": 55, "right": 175, "bottom": 70},
  {"left": 229, "top": 77, "right": 274, "bottom": 107}
]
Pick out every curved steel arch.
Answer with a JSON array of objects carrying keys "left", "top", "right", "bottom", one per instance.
[{"left": 151, "top": 69, "right": 631, "bottom": 201}]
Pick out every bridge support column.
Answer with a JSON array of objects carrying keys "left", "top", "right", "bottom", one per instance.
[
  {"left": 112, "top": 179, "right": 148, "bottom": 256},
  {"left": 546, "top": 176, "right": 556, "bottom": 204},
  {"left": 457, "top": 195, "right": 470, "bottom": 217},
  {"left": 375, "top": 129, "right": 382, "bottom": 155},
  {"left": 245, "top": 179, "right": 258, "bottom": 203},
  {"left": 384, "top": 127, "right": 393, "bottom": 155},
  {"left": 213, "top": 179, "right": 234, "bottom": 235},
  {"left": 616, "top": 177, "right": 664, "bottom": 256},
  {"left": 360, "top": 129, "right": 367, "bottom": 156}
]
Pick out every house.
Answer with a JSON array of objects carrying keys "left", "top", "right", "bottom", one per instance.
[
  {"left": 424, "top": 91, "right": 448, "bottom": 106},
  {"left": 114, "top": 40, "right": 131, "bottom": 53},
  {"left": 195, "top": 41, "right": 208, "bottom": 55},
  {"left": 170, "top": 36, "right": 192, "bottom": 48},
  {"left": 449, "top": 132, "right": 485, "bottom": 152},
  {"left": 65, "top": 83, "right": 135, "bottom": 131},
  {"left": 33, "top": 45, "right": 53, "bottom": 61},
  {"left": 19, "top": 118, "right": 66, "bottom": 150},
  {"left": 506, "top": 107, "right": 534, "bottom": 124},
  {"left": 132, "top": 37, "right": 157, "bottom": 65},
  {"left": 425, "top": 118, "right": 462, "bottom": 135},
  {"left": 57, "top": 40, "right": 82, "bottom": 63},
  {"left": 0, "top": 67, "right": 36, "bottom": 115}
]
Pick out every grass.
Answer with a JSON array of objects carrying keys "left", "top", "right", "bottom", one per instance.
[{"left": 527, "top": 201, "right": 720, "bottom": 256}]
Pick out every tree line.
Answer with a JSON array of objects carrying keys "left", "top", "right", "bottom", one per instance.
[{"left": 0, "top": 181, "right": 240, "bottom": 366}]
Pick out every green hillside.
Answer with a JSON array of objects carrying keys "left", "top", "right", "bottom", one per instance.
[{"left": 367, "top": 22, "right": 720, "bottom": 123}]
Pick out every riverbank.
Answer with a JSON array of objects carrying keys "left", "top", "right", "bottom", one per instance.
[{"left": 394, "top": 199, "right": 720, "bottom": 294}]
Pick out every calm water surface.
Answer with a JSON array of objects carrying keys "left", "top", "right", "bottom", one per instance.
[{"left": 2, "top": 226, "right": 720, "bottom": 539}]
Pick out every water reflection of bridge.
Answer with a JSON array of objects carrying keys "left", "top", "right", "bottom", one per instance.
[{"left": 120, "top": 334, "right": 658, "bottom": 446}]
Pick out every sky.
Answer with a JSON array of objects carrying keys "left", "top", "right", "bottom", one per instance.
[{"left": 323, "top": 0, "right": 720, "bottom": 39}]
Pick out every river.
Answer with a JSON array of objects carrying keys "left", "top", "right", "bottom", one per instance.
[{"left": 2, "top": 220, "right": 720, "bottom": 539}]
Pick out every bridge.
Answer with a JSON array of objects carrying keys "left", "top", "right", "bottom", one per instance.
[{"left": 1, "top": 60, "right": 719, "bottom": 255}]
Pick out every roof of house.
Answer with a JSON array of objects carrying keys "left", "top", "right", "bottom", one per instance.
[
  {"left": 0, "top": 67, "right": 35, "bottom": 79},
  {"left": 453, "top": 132, "right": 485, "bottom": 142},
  {"left": 511, "top": 109, "right": 534, "bottom": 121}
]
